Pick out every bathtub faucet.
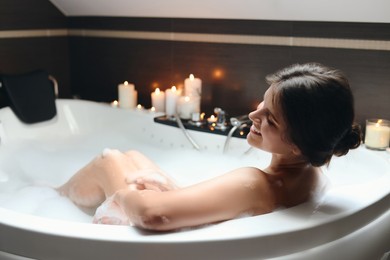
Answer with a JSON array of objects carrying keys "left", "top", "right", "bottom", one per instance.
[
  {"left": 213, "top": 107, "right": 227, "bottom": 131},
  {"left": 223, "top": 114, "right": 251, "bottom": 153}
]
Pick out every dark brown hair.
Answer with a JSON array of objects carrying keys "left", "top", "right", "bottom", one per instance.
[{"left": 266, "top": 63, "right": 362, "bottom": 166}]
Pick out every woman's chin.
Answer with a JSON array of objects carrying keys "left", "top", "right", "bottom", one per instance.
[{"left": 246, "top": 133, "right": 262, "bottom": 148}]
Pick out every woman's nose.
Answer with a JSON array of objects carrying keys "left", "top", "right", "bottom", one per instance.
[
  {"left": 249, "top": 109, "right": 261, "bottom": 122},
  {"left": 248, "top": 102, "right": 264, "bottom": 121}
]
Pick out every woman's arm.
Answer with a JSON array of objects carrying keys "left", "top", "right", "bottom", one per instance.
[{"left": 114, "top": 167, "right": 277, "bottom": 231}]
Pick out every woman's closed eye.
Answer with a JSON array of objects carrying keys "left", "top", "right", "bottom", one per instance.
[{"left": 266, "top": 117, "right": 276, "bottom": 127}]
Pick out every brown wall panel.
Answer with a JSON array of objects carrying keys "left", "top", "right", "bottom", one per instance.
[
  {"left": 0, "top": 0, "right": 70, "bottom": 103},
  {"left": 0, "top": 3, "right": 389, "bottom": 125},
  {"left": 69, "top": 35, "right": 390, "bottom": 124},
  {"left": 0, "top": 0, "right": 66, "bottom": 30}
]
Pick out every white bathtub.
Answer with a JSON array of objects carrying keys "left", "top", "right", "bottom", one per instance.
[{"left": 0, "top": 99, "right": 389, "bottom": 260}]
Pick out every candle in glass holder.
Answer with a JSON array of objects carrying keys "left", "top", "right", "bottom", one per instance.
[
  {"left": 364, "top": 119, "right": 390, "bottom": 150},
  {"left": 151, "top": 88, "right": 165, "bottom": 112}
]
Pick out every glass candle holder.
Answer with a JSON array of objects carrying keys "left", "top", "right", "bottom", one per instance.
[{"left": 364, "top": 119, "right": 390, "bottom": 150}]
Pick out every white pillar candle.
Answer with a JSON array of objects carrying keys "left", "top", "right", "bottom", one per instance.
[
  {"left": 184, "top": 74, "right": 202, "bottom": 97},
  {"left": 151, "top": 88, "right": 165, "bottom": 112},
  {"left": 177, "top": 96, "right": 197, "bottom": 119},
  {"left": 184, "top": 74, "right": 202, "bottom": 113},
  {"left": 118, "top": 81, "right": 137, "bottom": 109},
  {"left": 133, "top": 90, "right": 138, "bottom": 108},
  {"left": 365, "top": 119, "right": 390, "bottom": 150},
  {"left": 165, "top": 86, "right": 181, "bottom": 117}
]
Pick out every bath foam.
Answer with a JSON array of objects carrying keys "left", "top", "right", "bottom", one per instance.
[
  {"left": 0, "top": 133, "right": 269, "bottom": 223},
  {"left": 0, "top": 185, "right": 91, "bottom": 222}
]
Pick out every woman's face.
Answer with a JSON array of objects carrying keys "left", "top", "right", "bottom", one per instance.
[{"left": 247, "top": 85, "right": 296, "bottom": 155}]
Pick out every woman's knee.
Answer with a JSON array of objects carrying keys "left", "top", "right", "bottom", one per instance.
[{"left": 124, "top": 150, "right": 142, "bottom": 157}]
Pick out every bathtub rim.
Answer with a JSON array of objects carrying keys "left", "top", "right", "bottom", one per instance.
[
  {"left": 0, "top": 186, "right": 389, "bottom": 242},
  {"left": 0, "top": 191, "right": 389, "bottom": 260}
]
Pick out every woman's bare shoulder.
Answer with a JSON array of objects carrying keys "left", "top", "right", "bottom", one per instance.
[{"left": 224, "top": 167, "right": 280, "bottom": 213}]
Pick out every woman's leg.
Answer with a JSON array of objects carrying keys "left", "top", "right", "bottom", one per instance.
[
  {"left": 58, "top": 149, "right": 132, "bottom": 208},
  {"left": 58, "top": 149, "right": 177, "bottom": 209}
]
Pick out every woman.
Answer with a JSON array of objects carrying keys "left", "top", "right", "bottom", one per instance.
[{"left": 58, "top": 63, "right": 362, "bottom": 231}]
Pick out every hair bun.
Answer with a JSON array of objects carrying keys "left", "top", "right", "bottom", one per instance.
[{"left": 334, "top": 124, "right": 362, "bottom": 156}]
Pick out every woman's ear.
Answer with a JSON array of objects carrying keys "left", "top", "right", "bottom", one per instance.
[{"left": 291, "top": 145, "right": 301, "bottom": 156}]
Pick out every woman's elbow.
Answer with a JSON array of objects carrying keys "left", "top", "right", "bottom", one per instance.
[{"left": 136, "top": 211, "right": 173, "bottom": 231}]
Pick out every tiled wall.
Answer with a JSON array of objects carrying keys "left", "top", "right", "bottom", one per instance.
[
  {"left": 0, "top": 0, "right": 71, "bottom": 99},
  {"left": 68, "top": 17, "right": 390, "bottom": 124},
  {"left": 1, "top": 0, "right": 389, "bottom": 125}
]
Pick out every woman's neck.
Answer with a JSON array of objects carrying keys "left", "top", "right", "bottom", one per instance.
[{"left": 265, "top": 153, "right": 313, "bottom": 175}]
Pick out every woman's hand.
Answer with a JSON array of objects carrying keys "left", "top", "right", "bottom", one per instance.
[
  {"left": 92, "top": 193, "right": 131, "bottom": 225},
  {"left": 121, "top": 150, "right": 178, "bottom": 192},
  {"left": 125, "top": 169, "right": 178, "bottom": 192}
]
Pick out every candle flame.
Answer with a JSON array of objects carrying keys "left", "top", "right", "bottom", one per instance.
[
  {"left": 200, "top": 112, "right": 205, "bottom": 120},
  {"left": 189, "top": 74, "right": 195, "bottom": 80},
  {"left": 171, "top": 86, "right": 177, "bottom": 92},
  {"left": 376, "top": 119, "right": 383, "bottom": 127},
  {"left": 137, "top": 104, "right": 142, "bottom": 109},
  {"left": 124, "top": 81, "right": 128, "bottom": 85},
  {"left": 184, "top": 96, "right": 190, "bottom": 102},
  {"left": 210, "top": 115, "right": 215, "bottom": 120},
  {"left": 151, "top": 107, "right": 156, "bottom": 112},
  {"left": 155, "top": 88, "right": 160, "bottom": 94}
]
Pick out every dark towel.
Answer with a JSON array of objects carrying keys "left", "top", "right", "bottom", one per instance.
[{"left": 0, "top": 70, "right": 57, "bottom": 124}]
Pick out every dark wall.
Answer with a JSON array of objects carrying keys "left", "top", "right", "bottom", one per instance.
[
  {"left": 68, "top": 18, "right": 390, "bottom": 124},
  {"left": 0, "top": 0, "right": 71, "bottom": 99},
  {"left": 1, "top": 1, "right": 389, "bottom": 126}
]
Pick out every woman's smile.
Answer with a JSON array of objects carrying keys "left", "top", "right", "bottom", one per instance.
[{"left": 250, "top": 125, "right": 262, "bottom": 136}]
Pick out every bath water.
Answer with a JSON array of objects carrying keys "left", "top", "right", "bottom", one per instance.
[{"left": 0, "top": 133, "right": 268, "bottom": 223}]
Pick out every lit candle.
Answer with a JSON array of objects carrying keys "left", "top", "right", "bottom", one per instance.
[
  {"left": 110, "top": 100, "right": 119, "bottom": 108},
  {"left": 151, "top": 88, "right": 165, "bottom": 112},
  {"left": 118, "top": 81, "right": 137, "bottom": 109},
  {"left": 184, "top": 74, "right": 202, "bottom": 113},
  {"left": 165, "top": 86, "right": 181, "bottom": 117},
  {"left": 365, "top": 119, "right": 390, "bottom": 150},
  {"left": 177, "top": 96, "right": 197, "bottom": 119},
  {"left": 207, "top": 115, "right": 217, "bottom": 124},
  {"left": 184, "top": 74, "right": 202, "bottom": 97}
]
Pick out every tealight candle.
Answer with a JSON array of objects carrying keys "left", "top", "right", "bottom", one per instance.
[
  {"left": 118, "top": 81, "right": 137, "bottom": 109},
  {"left": 165, "top": 86, "right": 181, "bottom": 117},
  {"left": 177, "top": 96, "right": 197, "bottom": 119},
  {"left": 207, "top": 115, "right": 217, "bottom": 124},
  {"left": 110, "top": 100, "right": 119, "bottom": 108},
  {"left": 365, "top": 119, "right": 390, "bottom": 150},
  {"left": 151, "top": 88, "right": 165, "bottom": 113}
]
